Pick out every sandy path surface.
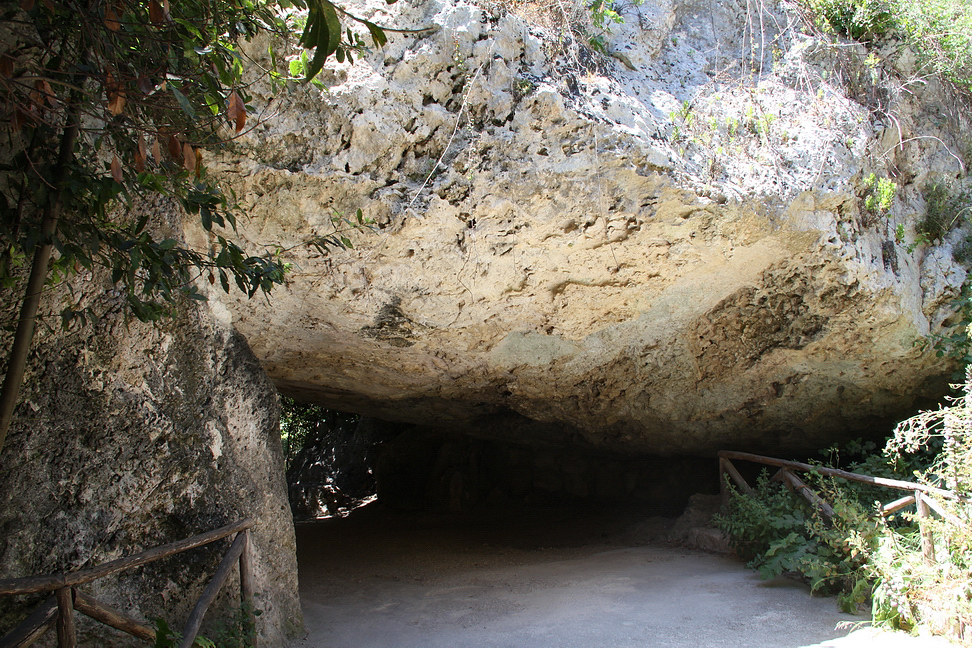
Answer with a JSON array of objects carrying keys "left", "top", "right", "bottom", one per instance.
[{"left": 290, "top": 504, "right": 950, "bottom": 648}]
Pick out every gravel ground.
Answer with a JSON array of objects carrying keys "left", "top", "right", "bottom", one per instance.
[{"left": 289, "top": 504, "right": 953, "bottom": 648}]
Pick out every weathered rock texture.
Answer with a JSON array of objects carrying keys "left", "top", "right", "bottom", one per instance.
[
  {"left": 201, "top": 0, "right": 971, "bottom": 455},
  {"left": 0, "top": 280, "right": 302, "bottom": 646}
]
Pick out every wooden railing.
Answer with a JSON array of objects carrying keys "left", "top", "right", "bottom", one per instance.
[
  {"left": 718, "top": 450, "right": 962, "bottom": 564},
  {"left": 0, "top": 518, "right": 256, "bottom": 648}
]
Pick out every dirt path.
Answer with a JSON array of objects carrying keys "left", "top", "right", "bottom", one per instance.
[{"left": 290, "top": 504, "right": 948, "bottom": 648}]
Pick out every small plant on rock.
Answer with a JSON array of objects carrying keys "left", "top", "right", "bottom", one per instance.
[
  {"left": 804, "top": 0, "right": 895, "bottom": 41},
  {"left": 917, "top": 181, "right": 972, "bottom": 243}
]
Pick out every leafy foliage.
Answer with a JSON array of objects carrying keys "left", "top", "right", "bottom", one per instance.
[
  {"left": 876, "top": 374, "right": 972, "bottom": 634},
  {"left": 895, "top": 0, "right": 972, "bottom": 92},
  {"left": 861, "top": 173, "right": 897, "bottom": 217},
  {"left": 0, "top": 0, "right": 390, "bottom": 324},
  {"left": 804, "top": 0, "right": 895, "bottom": 41},
  {"left": 153, "top": 604, "right": 260, "bottom": 648},
  {"left": 716, "top": 471, "right": 811, "bottom": 564},
  {"left": 801, "top": 0, "right": 972, "bottom": 92}
]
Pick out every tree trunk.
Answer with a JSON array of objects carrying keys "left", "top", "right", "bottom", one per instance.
[{"left": 0, "top": 105, "right": 82, "bottom": 456}]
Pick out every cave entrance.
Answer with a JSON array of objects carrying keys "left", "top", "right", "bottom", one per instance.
[
  {"left": 281, "top": 403, "right": 867, "bottom": 647},
  {"left": 280, "top": 400, "right": 721, "bottom": 522}
]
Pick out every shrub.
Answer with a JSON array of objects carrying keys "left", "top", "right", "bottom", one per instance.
[
  {"left": 718, "top": 383, "right": 972, "bottom": 640},
  {"left": 805, "top": 0, "right": 895, "bottom": 41},
  {"left": 716, "top": 471, "right": 812, "bottom": 564},
  {"left": 715, "top": 465, "right": 885, "bottom": 605},
  {"left": 802, "top": 0, "right": 972, "bottom": 92},
  {"left": 917, "top": 181, "right": 972, "bottom": 243},
  {"left": 895, "top": 0, "right": 972, "bottom": 91},
  {"left": 878, "top": 375, "right": 972, "bottom": 635}
]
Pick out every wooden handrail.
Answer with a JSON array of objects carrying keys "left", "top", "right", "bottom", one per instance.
[
  {"left": 779, "top": 468, "right": 836, "bottom": 519},
  {"left": 0, "top": 519, "right": 257, "bottom": 648},
  {"left": 0, "top": 596, "right": 56, "bottom": 648},
  {"left": 719, "top": 449, "right": 965, "bottom": 568},
  {"left": 178, "top": 531, "right": 248, "bottom": 648},
  {"left": 0, "top": 518, "right": 254, "bottom": 596},
  {"left": 73, "top": 590, "right": 156, "bottom": 642},
  {"left": 881, "top": 494, "right": 917, "bottom": 515},
  {"left": 718, "top": 451, "right": 956, "bottom": 500}
]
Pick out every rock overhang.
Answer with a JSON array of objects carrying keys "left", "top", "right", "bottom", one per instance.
[{"left": 196, "top": 0, "right": 969, "bottom": 457}]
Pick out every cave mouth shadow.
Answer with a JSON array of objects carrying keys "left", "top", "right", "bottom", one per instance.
[{"left": 283, "top": 410, "right": 722, "bottom": 527}]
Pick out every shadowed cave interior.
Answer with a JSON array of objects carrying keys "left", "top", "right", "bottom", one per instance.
[{"left": 284, "top": 408, "right": 728, "bottom": 523}]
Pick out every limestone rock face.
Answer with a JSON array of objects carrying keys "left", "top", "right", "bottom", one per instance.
[
  {"left": 202, "top": 0, "right": 970, "bottom": 455},
  {"left": 0, "top": 291, "right": 302, "bottom": 646}
]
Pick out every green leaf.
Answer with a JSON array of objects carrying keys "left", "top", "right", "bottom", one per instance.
[
  {"left": 170, "top": 85, "right": 196, "bottom": 119},
  {"left": 364, "top": 20, "right": 387, "bottom": 47},
  {"left": 131, "top": 209, "right": 150, "bottom": 234},
  {"left": 204, "top": 92, "right": 221, "bottom": 116},
  {"left": 302, "top": 0, "right": 342, "bottom": 81},
  {"left": 172, "top": 18, "right": 203, "bottom": 39}
]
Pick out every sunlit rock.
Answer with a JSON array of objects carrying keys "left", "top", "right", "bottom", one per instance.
[{"left": 201, "top": 0, "right": 970, "bottom": 455}]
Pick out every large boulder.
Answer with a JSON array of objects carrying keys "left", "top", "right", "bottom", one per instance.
[
  {"left": 0, "top": 282, "right": 302, "bottom": 646},
  {"left": 200, "top": 0, "right": 970, "bottom": 455}
]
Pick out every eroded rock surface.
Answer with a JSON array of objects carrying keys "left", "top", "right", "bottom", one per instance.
[
  {"left": 201, "top": 0, "right": 971, "bottom": 455},
  {"left": 0, "top": 285, "right": 301, "bottom": 646}
]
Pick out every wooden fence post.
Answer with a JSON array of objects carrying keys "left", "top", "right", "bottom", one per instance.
[
  {"left": 915, "top": 491, "right": 936, "bottom": 565},
  {"left": 178, "top": 532, "right": 248, "bottom": 648},
  {"left": 54, "top": 587, "right": 76, "bottom": 648},
  {"left": 239, "top": 529, "right": 257, "bottom": 648},
  {"left": 719, "top": 457, "right": 728, "bottom": 507}
]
